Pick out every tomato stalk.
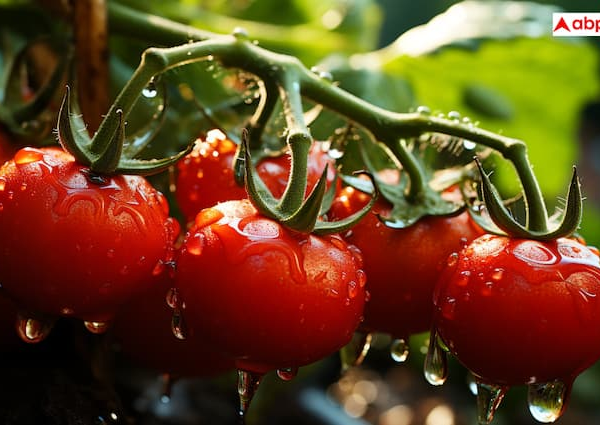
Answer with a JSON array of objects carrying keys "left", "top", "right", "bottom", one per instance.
[{"left": 76, "top": 3, "right": 577, "bottom": 237}]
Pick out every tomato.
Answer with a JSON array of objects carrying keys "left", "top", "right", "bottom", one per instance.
[
  {"left": 329, "top": 185, "right": 483, "bottom": 340},
  {"left": 433, "top": 234, "right": 600, "bottom": 386},
  {"left": 173, "top": 199, "right": 366, "bottom": 374},
  {"left": 0, "top": 147, "right": 179, "bottom": 327},
  {"left": 112, "top": 271, "right": 234, "bottom": 378},
  {"left": 175, "top": 129, "right": 338, "bottom": 223}
]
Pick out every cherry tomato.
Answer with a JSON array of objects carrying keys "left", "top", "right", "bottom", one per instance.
[
  {"left": 433, "top": 234, "right": 600, "bottom": 386},
  {"left": 173, "top": 199, "right": 366, "bottom": 374},
  {"left": 0, "top": 147, "right": 178, "bottom": 325},
  {"left": 329, "top": 186, "right": 483, "bottom": 339},
  {"left": 112, "top": 272, "right": 234, "bottom": 378},
  {"left": 175, "top": 130, "right": 338, "bottom": 223}
]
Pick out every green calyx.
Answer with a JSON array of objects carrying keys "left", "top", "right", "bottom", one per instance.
[
  {"left": 239, "top": 129, "right": 377, "bottom": 235},
  {"left": 472, "top": 157, "right": 582, "bottom": 241},
  {"left": 57, "top": 85, "right": 191, "bottom": 176}
]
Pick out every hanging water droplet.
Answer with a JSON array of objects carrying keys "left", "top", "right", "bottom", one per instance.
[
  {"left": 467, "top": 372, "right": 478, "bottom": 395},
  {"left": 463, "top": 140, "right": 477, "bottom": 150},
  {"left": 416, "top": 105, "right": 431, "bottom": 115},
  {"left": 424, "top": 331, "right": 448, "bottom": 386},
  {"left": 237, "top": 369, "right": 262, "bottom": 419},
  {"left": 319, "top": 71, "right": 333, "bottom": 81},
  {"left": 16, "top": 313, "right": 54, "bottom": 343},
  {"left": 475, "top": 380, "right": 508, "bottom": 424},
  {"left": 390, "top": 338, "right": 410, "bottom": 363},
  {"left": 276, "top": 367, "right": 298, "bottom": 381},
  {"left": 142, "top": 81, "right": 158, "bottom": 99},
  {"left": 84, "top": 320, "right": 110, "bottom": 334},
  {"left": 339, "top": 332, "right": 372, "bottom": 372},
  {"left": 171, "top": 309, "right": 187, "bottom": 340},
  {"left": 527, "top": 380, "right": 569, "bottom": 423},
  {"left": 161, "top": 373, "right": 174, "bottom": 401}
]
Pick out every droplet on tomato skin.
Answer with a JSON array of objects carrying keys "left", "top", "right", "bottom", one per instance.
[
  {"left": 237, "top": 369, "right": 263, "bottom": 419},
  {"left": 16, "top": 313, "right": 54, "bottom": 343},
  {"left": 186, "top": 232, "right": 205, "bottom": 256},
  {"left": 339, "top": 331, "right": 372, "bottom": 372},
  {"left": 194, "top": 207, "right": 224, "bottom": 229},
  {"left": 440, "top": 297, "right": 456, "bottom": 320},
  {"left": 456, "top": 270, "right": 471, "bottom": 287},
  {"left": 356, "top": 269, "right": 367, "bottom": 288},
  {"left": 446, "top": 252, "right": 459, "bottom": 268},
  {"left": 390, "top": 338, "right": 410, "bottom": 363},
  {"left": 152, "top": 260, "right": 165, "bottom": 277},
  {"left": 475, "top": 380, "right": 508, "bottom": 424},
  {"left": 490, "top": 268, "right": 504, "bottom": 281},
  {"left": 0, "top": 177, "right": 6, "bottom": 191},
  {"left": 276, "top": 367, "right": 298, "bottom": 381},
  {"left": 424, "top": 331, "right": 448, "bottom": 386},
  {"left": 527, "top": 380, "right": 570, "bottom": 423},
  {"left": 84, "top": 320, "right": 111, "bottom": 334},
  {"left": 13, "top": 147, "right": 44, "bottom": 165},
  {"left": 347, "top": 281, "right": 358, "bottom": 299}
]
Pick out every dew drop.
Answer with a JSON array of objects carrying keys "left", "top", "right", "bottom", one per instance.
[
  {"left": 456, "top": 270, "right": 471, "bottom": 287},
  {"left": 195, "top": 208, "right": 224, "bottom": 228},
  {"left": 328, "top": 148, "right": 344, "bottom": 159},
  {"left": 152, "top": 260, "right": 165, "bottom": 276},
  {"left": 448, "top": 110, "right": 461, "bottom": 121},
  {"left": 84, "top": 320, "right": 110, "bottom": 334},
  {"left": 463, "top": 140, "right": 477, "bottom": 150},
  {"left": 390, "top": 338, "right": 410, "bottom": 363},
  {"left": 0, "top": 178, "right": 5, "bottom": 191},
  {"left": 527, "top": 380, "right": 569, "bottom": 423},
  {"left": 475, "top": 380, "right": 508, "bottom": 424},
  {"left": 165, "top": 287, "right": 180, "bottom": 309},
  {"left": 187, "top": 232, "right": 205, "bottom": 256},
  {"left": 276, "top": 367, "right": 298, "bottom": 381},
  {"left": 356, "top": 269, "right": 367, "bottom": 288},
  {"left": 232, "top": 26, "right": 249, "bottom": 39},
  {"left": 424, "top": 331, "right": 448, "bottom": 386},
  {"left": 416, "top": 105, "right": 431, "bottom": 115},
  {"left": 14, "top": 147, "right": 43, "bottom": 165},
  {"left": 319, "top": 71, "right": 333, "bottom": 81},
  {"left": 142, "top": 83, "right": 158, "bottom": 99},
  {"left": 347, "top": 280, "right": 358, "bottom": 299},
  {"left": 16, "top": 313, "right": 54, "bottom": 343},
  {"left": 237, "top": 369, "right": 263, "bottom": 419},
  {"left": 161, "top": 373, "right": 174, "bottom": 401},
  {"left": 339, "top": 332, "right": 372, "bottom": 372},
  {"left": 19, "top": 182, "right": 27, "bottom": 191}
]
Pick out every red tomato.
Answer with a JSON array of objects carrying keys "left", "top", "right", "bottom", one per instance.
[
  {"left": 112, "top": 272, "right": 234, "bottom": 377},
  {"left": 173, "top": 199, "right": 366, "bottom": 374},
  {"left": 175, "top": 130, "right": 338, "bottom": 223},
  {"left": 433, "top": 234, "right": 600, "bottom": 386},
  {"left": 329, "top": 186, "right": 483, "bottom": 339},
  {"left": 0, "top": 147, "right": 178, "bottom": 325}
]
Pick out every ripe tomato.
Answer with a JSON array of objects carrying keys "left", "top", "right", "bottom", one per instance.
[
  {"left": 175, "top": 129, "right": 338, "bottom": 223},
  {"left": 112, "top": 271, "right": 234, "bottom": 378},
  {"left": 329, "top": 185, "right": 483, "bottom": 340},
  {"left": 0, "top": 147, "right": 178, "bottom": 326},
  {"left": 173, "top": 199, "right": 366, "bottom": 374},
  {"left": 433, "top": 234, "right": 600, "bottom": 386}
]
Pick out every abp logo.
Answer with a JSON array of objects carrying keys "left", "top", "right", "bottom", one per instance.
[{"left": 553, "top": 13, "right": 600, "bottom": 37}]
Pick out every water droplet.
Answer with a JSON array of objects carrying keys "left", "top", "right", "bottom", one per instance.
[
  {"left": 16, "top": 313, "right": 54, "bottom": 343},
  {"left": 84, "top": 320, "right": 110, "bottom": 334},
  {"left": 424, "top": 331, "right": 448, "bottom": 386},
  {"left": 276, "top": 367, "right": 298, "bottom": 381},
  {"left": 446, "top": 252, "right": 459, "bottom": 267},
  {"left": 390, "top": 338, "right": 410, "bottom": 363},
  {"left": 416, "top": 105, "right": 431, "bottom": 115},
  {"left": 195, "top": 208, "right": 224, "bottom": 228},
  {"left": 475, "top": 380, "right": 508, "bottom": 424},
  {"left": 356, "top": 269, "right": 367, "bottom": 288},
  {"left": 142, "top": 81, "right": 158, "bottom": 98},
  {"left": 457, "top": 270, "right": 471, "bottom": 287},
  {"left": 328, "top": 148, "right": 344, "bottom": 159},
  {"left": 14, "top": 147, "right": 43, "bottom": 165},
  {"left": 448, "top": 110, "right": 461, "bottom": 121},
  {"left": 161, "top": 373, "right": 174, "bottom": 401},
  {"left": 187, "top": 232, "right": 205, "bottom": 256},
  {"left": 166, "top": 287, "right": 180, "bottom": 309},
  {"left": 467, "top": 372, "right": 478, "bottom": 395},
  {"left": 19, "top": 182, "right": 27, "bottom": 191},
  {"left": 0, "top": 178, "right": 5, "bottom": 191},
  {"left": 238, "top": 369, "right": 263, "bottom": 419},
  {"left": 152, "top": 260, "right": 165, "bottom": 276},
  {"left": 171, "top": 309, "right": 186, "bottom": 340},
  {"left": 491, "top": 268, "right": 504, "bottom": 281},
  {"left": 319, "top": 71, "right": 333, "bottom": 81},
  {"left": 339, "top": 332, "right": 372, "bottom": 372},
  {"left": 527, "top": 380, "right": 569, "bottom": 423},
  {"left": 232, "top": 26, "right": 249, "bottom": 39},
  {"left": 347, "top": 281, "right": 358, "bottom": 299},
  {"left": 463, "top": 140, "right": 477, "bottom": 150}
]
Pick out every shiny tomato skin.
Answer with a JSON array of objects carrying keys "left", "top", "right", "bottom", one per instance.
[
  {"left": 174, "top": 199, "right": 366, "bottom": 374},
  {"left": 0, "top": 147, "right": 178, "bottom": 323},
  {"left": 175, "top": 131, "right": 338, "bottom": 223},
  {"left": 434, "top": 234, "right": 600, "bottom": 385},
  {"left": 329, "top": 186, "right": 483, "bottom": 339},
  {"left": 112, "top": 273, "right": 234, "bottom": 378}
]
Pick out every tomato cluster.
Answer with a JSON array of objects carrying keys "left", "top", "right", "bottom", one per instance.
[{"left": 2, "top": 127, "right": 600, "bottom": 424}]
